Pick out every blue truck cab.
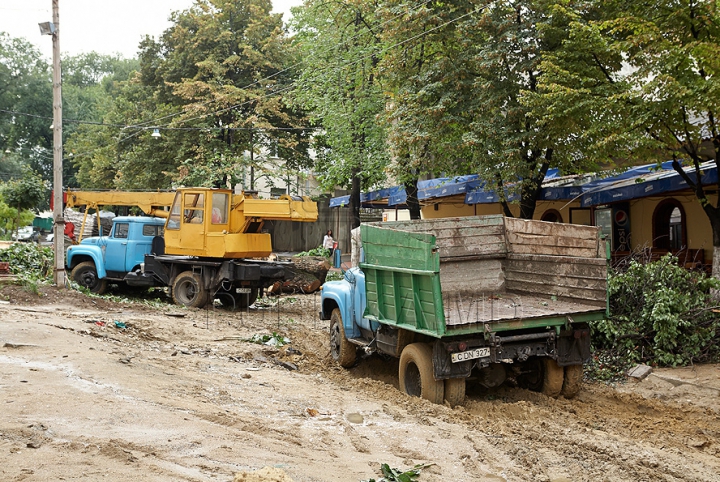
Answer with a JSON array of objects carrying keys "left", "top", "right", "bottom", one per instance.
[
  {"left": 66, "top": 216, "right": 166, "bottom": 294},
  {"left": 321, "top": 267, "right": 378, "bottom": 340}
]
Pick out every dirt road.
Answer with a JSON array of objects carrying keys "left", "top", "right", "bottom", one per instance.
[{"left": 1, "top": 286, "right": 718, "bottom": 481}]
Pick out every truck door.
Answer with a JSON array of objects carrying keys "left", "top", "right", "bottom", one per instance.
[
  {"left": 180, "top": 191, "right": 206, "bottom": 255},
  {"left": 104, "top": 222, "right": 129, "bottom": 273}
]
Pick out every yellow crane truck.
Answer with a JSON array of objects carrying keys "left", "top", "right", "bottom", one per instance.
[{"left": 64, "top": 187, "right": 317, "bottom": 308}]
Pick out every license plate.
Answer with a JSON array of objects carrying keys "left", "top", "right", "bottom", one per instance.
[
  {"left": 451, "top": 347, "right": 490, "bottom": 363},
  {"left": 236, "top": 287, "right": 251, "bottom": 294}
]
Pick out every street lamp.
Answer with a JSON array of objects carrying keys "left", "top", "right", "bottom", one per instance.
[{"left": 39, "top": 0, "right": 65, "bottom": 287}]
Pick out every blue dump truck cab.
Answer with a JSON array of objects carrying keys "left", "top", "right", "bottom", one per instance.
[
  {"left": 66, "top": 216, "right": 166, "bottom": 294},
  {"left": 320, "top": 215, "right": 609, "bottom": 407}
]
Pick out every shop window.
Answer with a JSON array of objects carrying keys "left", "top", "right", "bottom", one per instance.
[{"left": 653, "top": 199, "right": 686, "bottom": 250}]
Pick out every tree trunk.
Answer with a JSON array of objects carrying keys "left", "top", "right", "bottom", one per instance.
[
  {"left": 350, "top": 166, "right": 361, "bottom": 229},
  {"left": 403, "top": 178, "right": 421, "bottom": 220},
  {"left": 271, "top": 256, "right": 331, "bottom": 294}
]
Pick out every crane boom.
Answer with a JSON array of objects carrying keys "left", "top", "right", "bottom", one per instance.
[{"left": 65, "top": 190, "right": 175, "bottom": 217}]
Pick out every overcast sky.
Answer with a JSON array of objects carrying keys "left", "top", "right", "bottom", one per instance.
[{"left": 0, "top": 0, "right": 303, "bottom": 59}]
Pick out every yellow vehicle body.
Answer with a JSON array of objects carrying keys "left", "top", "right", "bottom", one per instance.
[{"left": 66, "top": 187, "right": 318, "bottom": 258}]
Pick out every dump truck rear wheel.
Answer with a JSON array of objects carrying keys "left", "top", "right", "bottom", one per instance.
[
  {"left": 399, "top": 343, "right": 444, "bottom": 404},
  {"left": 330, "top": 308, "right": 356, "bottom": 367},
  {"left": 72, "top": 261, "right": 107, "bottom": 295},
  {"left": 444, "top": 378, "right": 466, "bottom": 407},
  {"left": 542, "top": 358, "right": 564, "bottom": 398},
  {"left": 562, "top": 364, "right": 583, "bottom": 399},
  {"left": 172, "top": 272, "right": 208, "bottom": 308}
]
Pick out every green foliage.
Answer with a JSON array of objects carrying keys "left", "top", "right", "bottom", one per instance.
[
  {"left": 363, "top": 463, "right": 431, "bottom": 482},
  {"left": 583, "top": 349, "right": 636, "bottom": 385},
  {"left": 291, "top": 0, "right": 390, "bottom": 226},
  {"left": 244, "top": 332, "right": 290, "bottom": 347},
  {"left": 1, "top": 166, "right": 46, "bottom": 212},
  {"left": 296, "top": 246, "right": 330, "bottom": 258},
  {"left": 596, "top": 255, "right": 720, "bottom": 367},
  {"left": 325, "top": 271, "right": 344, "bottom": 282},
  {"left": 0, "top": 242, "right": 54, "bottom": 284},
  {"left": 0, "top": 33, "right": 52, "bottom": 180},
  {"left": 72, "top": 284, "right": 173, "bottom": 309},
  {"left": 0, "top": 199, "right": 33, "bottom": 238}
]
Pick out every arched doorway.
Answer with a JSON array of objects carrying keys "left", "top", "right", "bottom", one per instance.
[
  {"left": 541, "top": 209, "right": 563, "bottom": 223},
  {"left": 653, "top": 199, "right": 686, "bottom": 250}
]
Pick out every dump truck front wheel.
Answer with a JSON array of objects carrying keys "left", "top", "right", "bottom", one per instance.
[
  {"left": 330, "top": 308, "right": 356, "bottom": 367},
  {"left": 172, "top": 272, "right": 208, "bottom": 308},
  {"left": 399, "top": 343, "right": 444, "bottom": 404},
  {"left": 72, "top": 261, "right": 107, "bottom": 295}
]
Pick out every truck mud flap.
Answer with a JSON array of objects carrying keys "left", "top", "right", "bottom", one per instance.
[
  {"left": 556, "top": 327, "right": 591, "bottom": 366},
  {"left": 432, "top": 340, "right": 472, "bottom": 381}
]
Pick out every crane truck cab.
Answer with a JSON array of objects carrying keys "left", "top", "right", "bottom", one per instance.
[{"left": 64, "top": 186, "right": 318, "bottom": 309}]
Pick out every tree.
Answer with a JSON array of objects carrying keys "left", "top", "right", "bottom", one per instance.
[
  {"left": 380, "top": 1, "right": 604, "bottom": 219},
  {"left": 0, "top": 32, "right": 53, "bottom": 181},
  {"left": 291, "top": 0, "right": 390, "bottom": 228},
  {"left": 0, "top": 166, "right": 45, "bottom": 234},
  {"left": 534, "top": 0, "right": 720, "bottom": 275},
  {"left": 68, "top": 0, "right": 310, "bottom": 191}
]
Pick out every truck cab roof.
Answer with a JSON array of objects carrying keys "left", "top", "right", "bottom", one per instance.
[{"left": 112, "top": 216, "right": 166, "bottom": 225}]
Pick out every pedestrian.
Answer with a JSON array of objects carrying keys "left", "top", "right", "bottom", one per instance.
[{"left": 323, "top": 229, "right": 335, "bottom": 257}]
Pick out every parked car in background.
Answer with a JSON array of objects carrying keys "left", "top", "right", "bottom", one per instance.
[{"left": 12, "top": 226, "right": 41, "bottom": 242}]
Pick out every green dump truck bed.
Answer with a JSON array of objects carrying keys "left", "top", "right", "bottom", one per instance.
[{"left": 360, "top": 215, "right": 608, "bottom": 338}]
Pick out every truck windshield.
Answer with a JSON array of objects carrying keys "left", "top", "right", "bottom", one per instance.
[
  {"left": 167, "top": 193, "right": 182, "bottom": 230},
  {"left": 211, "top": 192, "right": 228, "bottom": 224}
]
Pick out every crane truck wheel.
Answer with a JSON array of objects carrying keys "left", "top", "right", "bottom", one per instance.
[
  {"left": 172, "top": 272, "right": 209, "bottom": 308},
  {"left": 561, "top": 364, "right": 583, "bottom": 399},
  {"left": 542, "top": 358, "right": 564, "bottom": 398},
  {"left": 72, "top": 261, "right": 107, "bottom": 295},
  {"left": 399, "top": 343, "right": 444, "bottom": 404},
  {"left": 329, "top": 308, "right": 356, "bottom": 367}
]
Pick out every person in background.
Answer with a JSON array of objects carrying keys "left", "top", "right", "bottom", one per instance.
[{"left": 323, "top": 229, "right": 335, "bottom": 258}]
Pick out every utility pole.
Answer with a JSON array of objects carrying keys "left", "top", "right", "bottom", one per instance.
[{"left": 48, "top": 0, "right": 65, "bottom": 286}]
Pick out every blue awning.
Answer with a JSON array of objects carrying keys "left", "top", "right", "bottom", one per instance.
[
  {"left": 582, "top": 161, "right": 717, "bottom": 206},
  {"left": 418, "top": 175, "right": 482, "bottom": 200},
  {"left": 464, "top": 168, "right": 563, "bottom": 205},
  {"left": 329, "top": 185, "right": 407, "bottom": 208}
]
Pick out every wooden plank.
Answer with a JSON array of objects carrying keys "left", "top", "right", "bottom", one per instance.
[
  {"left": 505, "top": 217, "right": 600, "bottom": 240},
  {"left": 382, "top": 215, "right": 505, "bottom": 234},
  {"left": 505, "top": 271, "right": 607, "bottom": 294},
  {"left": 438, "top": 240, "right": 507, "bottom": 260},
  {"left": 506, "top": 257, "right": 607, "bottom": 279},
  {"left": 443, "top": 292, "right": 605, "bottom": 325},
  {"left": 507, "top": 244, "right": 598, "bottom": 258},
  {"left": 505, "top": 280, "right": 606, "bottom": 304},
  {"left": 506, "top": 231, "right": 597, "bottom": 250},
  {"left": 440, "top": 259, "right": 506, "bottom": 293},
  {"left": 508, "top": 253, "right": 606, "bottom": 264}
]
